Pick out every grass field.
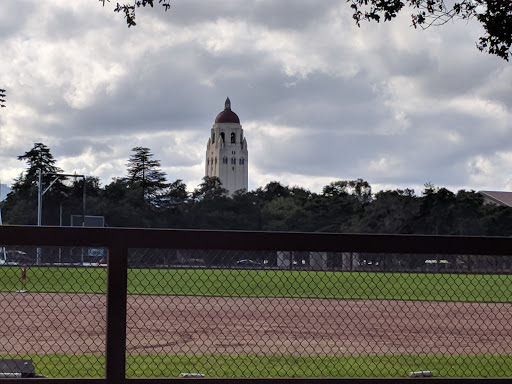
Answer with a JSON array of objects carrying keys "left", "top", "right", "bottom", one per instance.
[
  {"left": 2, "top": 353, "right": 512, "bottom": 378},
  {"left": 1, "top": 266, "right": 511, "bottom": 302},
  {"left": 2, "top": 266, "right": 511, "bottom": 378}
]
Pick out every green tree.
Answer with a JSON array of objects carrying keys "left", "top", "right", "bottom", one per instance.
[
  {"left": 451, "top": 190, "right": 486, "bottom": 235},
  {"left": 254, "top": 181, "right": 291, "bottom": 202},
  {"left": 349, "top": 0, "right": 511, "bottom": 60},
  {"left": 481, "top": 202, "right": 512, "bottom": 236},
  {"left": 261, "top": 196, "right": 305, "bottom": 231},
  {"left": 315, "top": 183, "right": 364, "bottom": 232},
  {"left": 14, "top": 143, "right": 64, "bottom": 192},
  {"left": 413, "top": 185, "right": 457, "bottom": 234},
  {"left": 100, "top": 0, "right": 171, "bottom": 27},
  {"left": 126, "top": 146, "right": 168, "bottom": 205},
  {"left": 357, "top": 189, "right": 419, "bottom": 234},
  {"left": 187, "top": 178, "right": 236, "bottom": 229},
  {"left": 230, "top": 190, "right": 264, "bottom": 230},
  {"left": 323, "top": 179, "right": 372, "bottom": 203},
  {"left": 192, "top": 176, "right": 228, "bottom": 201},
  {"left": 64, "top": 176, "right": 104, "bottom": 226},
  {"left": 165, "top": 179, "right": 189, "bottom": 207},
  {"left": 101, "top": 177, "right": 152, "bottom": 227},
  {"left": 3, "top": 143, "right": 65, "bottom": 224},
  {"left": 161, "top": 179, "right": 189, "bottom": 228}
]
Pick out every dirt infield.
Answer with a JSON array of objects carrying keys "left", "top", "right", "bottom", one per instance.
[{"left": 1, "top": 292, "right": 512, "bottom": 356}]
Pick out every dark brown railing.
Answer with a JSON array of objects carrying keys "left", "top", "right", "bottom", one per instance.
[{"left": 1, "top": 225, "right": 512, "bottom": 384}]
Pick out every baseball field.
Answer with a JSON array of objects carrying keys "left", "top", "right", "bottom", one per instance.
[{"left": 1, "top": 266, "right": 511, "bottom": 378}]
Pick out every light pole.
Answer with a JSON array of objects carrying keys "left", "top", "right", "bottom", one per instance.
[
  {"left": 36, "top": 171, "right": 86, "bottom": 265},
  {"left": 46, "top": 173, "right": 86, "bottom": 226},
  {"left": 0, "top": 185, "right": 5, "bottom": 264},
  {"left": 0, "top": 88, "right": 6, "bottom": 109}
]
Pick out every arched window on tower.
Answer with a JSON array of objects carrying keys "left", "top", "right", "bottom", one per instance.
[
  {"left": 220, "top": 132, "right": 225, "bottom": 144},
  {"left": 223, "top": 157, "right": 228, "bottom": 164},
  {"left": 212, "top": 132, "right": 215, "bottom": 143},
  {"left": 231, "top": 132, "right": 236, "bottom": 144}
]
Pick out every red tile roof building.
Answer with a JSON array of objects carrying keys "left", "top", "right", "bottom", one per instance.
[{"left": 479, "top": 191, "right": 512, "bottom": 208}]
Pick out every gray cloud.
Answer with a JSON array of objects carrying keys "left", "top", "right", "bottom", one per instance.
[{"left": 0, "top": 0, "right": 510, "bottom": 194}]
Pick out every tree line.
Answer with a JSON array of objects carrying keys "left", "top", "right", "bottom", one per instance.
[{"left": 2, "top": 142, "right": 512, "bottom": 236}]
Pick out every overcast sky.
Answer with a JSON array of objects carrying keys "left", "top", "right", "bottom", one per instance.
[{"left": 0, "top": 0, "right": 510, "bottom": 196}]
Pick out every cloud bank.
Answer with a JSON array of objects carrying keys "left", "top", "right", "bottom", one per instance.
[{"left": 0, "top": 0, "right": 510, "bottom": 195}]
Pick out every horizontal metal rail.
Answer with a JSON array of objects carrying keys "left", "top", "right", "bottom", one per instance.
[
  {"left": 1, "top": 225, "right": 512, "bottom": 255},
  {"left": 1, "top": 225, "right": 511, "bottom": 384}
]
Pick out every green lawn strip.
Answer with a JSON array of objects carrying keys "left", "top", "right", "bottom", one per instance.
[
  {"left": 127, "top": 268, "right": 512, "bottom": 302},
  {"left": 0, "top": 266, "right": 107, "bottom": 293},
  {"left": 2, "top": 266, "right": 512, "bottom": 303},
  {"left": 2, "top": 354, "right": 511, "bottom": 378},
  {"left": 0, "top": 354, "right": 104, "bottom": 378}
]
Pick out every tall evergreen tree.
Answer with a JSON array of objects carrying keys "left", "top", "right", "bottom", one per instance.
[
  {"left": 3, "top": 143, "right": 64, "bottom": 224},
  {"left": 125, "top": 147, "right": 168, "bottom": 204},
  {"left": 13, "top": 143, "right": 63, "bottom": 192}
]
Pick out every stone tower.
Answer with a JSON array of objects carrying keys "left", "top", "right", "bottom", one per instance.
[{"left": 205, "top": 97, "right": 248, "bottom": 195}]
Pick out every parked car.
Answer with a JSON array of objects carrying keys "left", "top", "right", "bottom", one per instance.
[{"left": 236, "top": 259, "right": 262, "bottom": 268}]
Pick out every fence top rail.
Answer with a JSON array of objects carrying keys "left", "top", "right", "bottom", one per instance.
[{"left": 1, "top": 225, "right": 512, "bottom": 255}]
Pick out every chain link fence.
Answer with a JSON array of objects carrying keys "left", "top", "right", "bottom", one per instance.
[{"left": 1, "top": 240, "right": 511, "bottom": 380}]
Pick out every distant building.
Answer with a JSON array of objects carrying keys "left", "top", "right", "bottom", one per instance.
[
  {"left": 205, "top": 98, "right": 248, "bottom": 195},
  {"left": 479, "top": 191, "right": 512, "bottom": 208}
]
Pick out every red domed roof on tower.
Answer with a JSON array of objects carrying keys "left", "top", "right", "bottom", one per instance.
[{"left": 215, "top": 97, "right": 240, "bottom": 124}]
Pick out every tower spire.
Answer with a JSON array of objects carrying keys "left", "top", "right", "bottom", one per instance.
[{"left": 225, "top": 97, "right": 231, "bottom": 110}]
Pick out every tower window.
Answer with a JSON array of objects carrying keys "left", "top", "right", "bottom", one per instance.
[
  {"left": 231, "top": 132, "right": 236, "bottom": 144},
  {"left": 215, "top": 157, "right": 217, "bottom": 164},
  {"left": 231, "top": 157, "right": 236, "bottom": 165},
  {"left": 220, "top": 132, "right": 225, "bottom": 144},
  {"left": 223, "top": 157, "right": 228, "bottom": 164},
  {"left": 212, "top": 133, "right": 215, "bottom": 143}
]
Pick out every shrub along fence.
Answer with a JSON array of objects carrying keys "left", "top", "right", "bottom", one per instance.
[{"left": 0, "top": 225, "right": 511, "bottom": 383}]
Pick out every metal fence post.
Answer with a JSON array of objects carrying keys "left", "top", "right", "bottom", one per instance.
[{"left": 106, "top": 246, "right": 128, "bottom": 384}]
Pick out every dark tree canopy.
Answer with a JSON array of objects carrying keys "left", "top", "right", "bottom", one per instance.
[
  {"left": 192, "top": 176, "right": 228, "bottom": 201},
  {"left": 3, "top": 143, "right": 66, "bottom": 225},
  {"left": 14, "top": 143, "right": 63, "bottom": 192},
  {"left": 349, "top": 0, "right": 511, "bottom": 60},
  {"left": 100, "top": 0, "right": 171, "bottom": 27},
  {"left": 4, "top": 145, "right": 512, "bottom": 237},
  {"left": 126, "top": 146, "right": 168, "bottom": 203}
]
